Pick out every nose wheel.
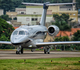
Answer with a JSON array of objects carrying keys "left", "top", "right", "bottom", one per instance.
[
  {"left": 16, "top": 51, "right": 20, "bottom": 54},
  {"left": 16, "top": 46, "right": 23, "bottom": 54},
  {"left": 21, "top": 47, "right": 23, "bottom": 54}
]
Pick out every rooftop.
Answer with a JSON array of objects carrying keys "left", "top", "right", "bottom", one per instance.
[{"left": 56, "top": 28, "right": 80, "bottom": 37}]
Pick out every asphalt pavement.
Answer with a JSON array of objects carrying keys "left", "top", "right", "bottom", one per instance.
[{"left": 0, "top": 50, "right": 80, "bottom": 59}]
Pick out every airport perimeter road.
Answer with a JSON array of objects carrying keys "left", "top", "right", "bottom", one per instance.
[{"left": 0, "top": 50, "right": 80, "bottom": 59}]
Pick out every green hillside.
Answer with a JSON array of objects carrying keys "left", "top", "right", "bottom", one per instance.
[{"left": 0, "top": 0, "right": 79, "bottom": 14}]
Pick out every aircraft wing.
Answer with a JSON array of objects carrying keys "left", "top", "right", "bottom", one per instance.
[
  {"left": 0, "top": 41, "right": 12, "bottom": 45},
  {"left": 36, "top": 41, "right": 80, "bottom": 46}
]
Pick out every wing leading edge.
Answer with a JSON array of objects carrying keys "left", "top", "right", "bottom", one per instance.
[
  {"left": 0, "top": 41, "right": 12, "bottom": 45},
  {"left": 22, "top": 2, "right": 75, "bottom": 6},
  {"left": 36, "top": 41, "right": 80, "bottom": 46}
]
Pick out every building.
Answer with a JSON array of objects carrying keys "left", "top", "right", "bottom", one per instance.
[
  {"left": 51, "top": 5, "right": 78, "bottom": 22},
  {"left": 0, "top": 9, "right": 3, "bottom": 16},
  {"left": 56, "top": 28, "right": 80, "bottom": 40},
  {"left": 11, "top": 20, "right": 21, "bottom": 27},
  {"left": 6, "top": 12, "right": 17, "bottom": 20},
  {"left": 15, "top": 8, "right": 26, "bottom": 14},
  {"left": 49, "top": 0, "right": 78, "bottom": 22},
  {"left": 17, "top": 6, "right": 53, "bottom": 25}
]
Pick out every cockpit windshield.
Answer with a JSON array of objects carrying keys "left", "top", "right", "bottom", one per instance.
[
  {"left": 13, "top": 31, "right": 18, "bottom": 35},
  {"left": 13, "top": 30, "right": 28, "bottom": 35},
  {"left": 19, "top": 31, "right": 25, "bottom": 35}
]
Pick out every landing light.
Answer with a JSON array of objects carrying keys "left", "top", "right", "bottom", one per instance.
[{"left": 29, "top": 45, "right": 32, "bottom": 47}]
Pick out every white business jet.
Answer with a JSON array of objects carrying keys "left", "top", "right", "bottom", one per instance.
[{"left": 0, "top": 2, "right": 80, "bottom": 54}]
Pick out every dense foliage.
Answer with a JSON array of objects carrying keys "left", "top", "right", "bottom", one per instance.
[
  {"left": 0, "top": 0, "right": 24, "bottom": 14},
  {"left": 52, "top": 13, "right": 71, "bottom": 31},
  {"left": 76, "top": 0, "right": 80, "bottom": 9},
  {"left": 71, "top": 30, "right": 80, "bottom": 50},
  {"left": 54, "top": 31, "right": 80, "bottom": 50},
  {"left": 0, "top": 18, "right": 14, "bottom": 49},
  {"left": 0, "top": 0, "right": 80, "bottom": 15},
  {"left": 54, "top": 36, "right": 70, "bottom": 41},
  {"left": 0, "top": 15, "right": 12, "bottom": 21},
  {"left": 54, "top": 36, "right": 70, "bottom": 50},
  {"left": 72, "top": 30, "right": 80, "bottom": 41}
]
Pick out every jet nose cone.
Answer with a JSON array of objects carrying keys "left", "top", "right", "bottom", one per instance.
[{"left": 11, "top": 35, "right": 29, "bottom": 45}]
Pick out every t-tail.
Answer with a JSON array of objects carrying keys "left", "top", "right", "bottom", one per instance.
[{"left": 22, "top": 2, "right": 75, "bottom": 26}]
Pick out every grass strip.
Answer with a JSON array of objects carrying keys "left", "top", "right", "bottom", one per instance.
[{"left": 0, "top": 57, "right": 80, "bottom": 70}]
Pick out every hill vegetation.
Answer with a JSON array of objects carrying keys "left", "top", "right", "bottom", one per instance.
[
  {"left": 0, "top": 18, "right": 14, "bottom": 49},
  {"left": 0, "top": 0, "right": 80, "bottom": 14}
]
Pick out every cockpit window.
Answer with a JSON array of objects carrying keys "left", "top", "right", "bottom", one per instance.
[
  {"left": 19, "top": 31, "right": 25, "bottom": 35},
  {"left": 25, "top": 31, "right": 29, "bottom": 35},
  {"left": 13, "top": 30, "right": 28, "bottom": 35},
  {"left": 13, "top": 31, "right": 18, "bottom": 35}
]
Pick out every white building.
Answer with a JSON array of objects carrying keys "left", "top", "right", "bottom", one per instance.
[
  {"left": 17, "top": 6, "right": 53, "bottom": 25},
  {"left": 0, "top": 9, "right": 3, "bottom": 16},
  {"left": 15, "top": 8, "right": 26, "bottom": 14}
]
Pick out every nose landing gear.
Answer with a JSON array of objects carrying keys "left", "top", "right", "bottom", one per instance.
[{"left": 16, "top": 46, "right": 23, "bottom": 54}]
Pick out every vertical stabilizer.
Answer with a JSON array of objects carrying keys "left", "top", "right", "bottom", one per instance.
[{"left": 40, "top": 4, "right": 48, "bottom": 26}]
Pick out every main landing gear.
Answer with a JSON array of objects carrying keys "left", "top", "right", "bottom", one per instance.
[
  {"left": 44, "top": 47, "right": 50, "bottom": 54},
  {"left": 16, "top": 46, "right": 23, "bottom": 54}
]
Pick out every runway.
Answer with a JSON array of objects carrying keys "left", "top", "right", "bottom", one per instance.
[{"left": 0, "top": 50, "right": 80, "bottom": 59}]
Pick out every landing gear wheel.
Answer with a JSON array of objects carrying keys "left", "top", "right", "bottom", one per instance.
[
  {"left": 44, "top": 49, "right": 46, "bottom": 54},
  {"left": 16, "top": 51, "right": 20, "bottom": 54},
  {"left": 44, "top": 47, "right": 50, "bottom": 54},
  {"left": 48, "top": 52, "right": 50, "bottom": 54},
  {"left": 21, "top": 48, "right": 23, "bottom": 54},
  {"left": 31, "top": 49, "right": 34, "bottom": 52}
]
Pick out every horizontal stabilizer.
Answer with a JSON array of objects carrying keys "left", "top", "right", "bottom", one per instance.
[
  {"left": 22, "top": 2, "right": 76, "bottom": 6},
  {"left": 22, "top": 2, "right": 43, "bottom": 6}
]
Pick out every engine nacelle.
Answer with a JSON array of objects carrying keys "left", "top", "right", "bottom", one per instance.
[{"left": 48, "top": 25, "right": 59, "bottom": 36}]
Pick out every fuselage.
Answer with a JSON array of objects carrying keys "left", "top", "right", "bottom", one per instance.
[{"left": 10, "top": 25, "right": 47, "bottom": 48}]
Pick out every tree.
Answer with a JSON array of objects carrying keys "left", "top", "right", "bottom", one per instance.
[
  {"left": 54, "top": 36, "right": 70, "bottom": 41},
  {"left": 0, "top": 18, "right": 14, "bottom": 49},
  {"left": 0, "top": 0, "right": 23, "bottom": 14},
  {"left": 76, "top": 0, "right": 80, "bottom": 9},
  {"left": 71, "top": 30, "right": 80, "bottom": 50},
  {"left": 0, "top": 18, "right": 14, "bottom": 40},
  {"left": 52, "top": 13, "right": 71, "bottom": 31},
  {"left": 72, "top": 30, "right": 80, "bottom": 41},
  {"left": 13, "top": 17, "right": 17, "bottom": 20},
  {"left": 0, "top": 0, "right": 14, "bottom": 14},
  {"left": 54, "top": 36, "right": 70, "bottom": 50},
  {"left": 0, "top": 15, "right": 12, "bottom": 21},
  {"left": 60, "top": 13, "right": 69, "bottom": 23}
]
